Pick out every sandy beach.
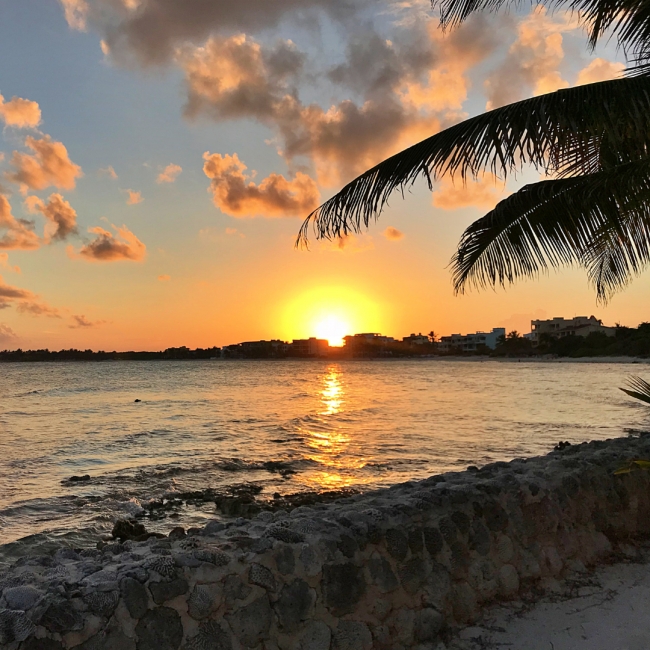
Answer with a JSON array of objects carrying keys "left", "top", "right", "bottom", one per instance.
[{"left": 450, "top": 544, "right": 650, "bottom": 650}]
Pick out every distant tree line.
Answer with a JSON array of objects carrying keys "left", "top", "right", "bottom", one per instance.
[
  {"left": 0, "top": 346, "right": 221, "bottom": 362},
  {"left": 490, "top": 324, "right": 650, "bottom": 358}
]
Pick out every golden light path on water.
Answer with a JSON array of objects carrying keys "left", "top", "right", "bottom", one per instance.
[{"left": 303, "top": 365, "right": 367, "bottom": 489}]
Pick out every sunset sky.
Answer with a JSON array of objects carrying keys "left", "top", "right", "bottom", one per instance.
[{"left": 0, "top": 0, "right": 646, "bottom": 350}]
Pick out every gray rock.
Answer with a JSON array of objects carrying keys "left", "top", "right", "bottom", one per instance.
[
  {"left": 226, "top": 595, "right": 272, "bottom": 648},
  {"left": 438, "top": 517, "right": 458, "bottom": 544},
  {"left": 202, "top": 520, "right": 226, "bottom": 536},
  {"left": 77, "top": 619, "right": 137, "bottom": 650},
  {"left": 332, "top": 620, "right": 372, "bottom": 650},
  {"left": 369, "top": 557, "right": 398, "bottom": 593},
  {"left": 121, "top": 576, "right": 149, "bottom": 619},
  {"left": 248, "top": 563, "right": 276, "bottom": 591},
  {"left": 498, "top": 564, "right": 520, "bottom": 597},
  {"left": 408, "top": 528, "right": 424, "bottom": 554},
  {"left": 274, "top": 545, "right": 295, "bottom": 575},
  {"left": 149, "top": 578, "right": 189, "bottom": 604},
  {"left": 146, "top": 556, "right": 177, "bottom": 579},
  {"left": 393, "top": 608, "right": 415, "bottom": 645},
  {"left": 223, "top": 574, "right": 252, "bottom": 603},
  {"left": 385, "top": 529, "right": 409, "bottom": 561},
  {"left": 3, "top": 585, "right": 42, "bottom": 610},
  {"left": 274, "top": 579, "right": 313, "bottom": 632},
  {"left": 184, "top": 620, "right": 233, "bottom": 650},
  {"left": 468, "top": 520, "right": 491, "bottom": 556},
  {"left": 400, "top": 557, "right": 428, "bottom": 593},
  {"left": 0, "top": 608, "right": 35, "bottom": 643},
  {"left": 264, "top": 526, "right": 305, "bottom": 544},
  {"left": 83, "top": 590, "right": 120, "bottom": 616},
  {"left": 40, "top": 598, "right": 84, "bottom": 633},
  {"left": 322, "top": 562, "right": 366, "bottom": 616},
  {"left": 188, "top": 584, "right": 220, "bottom": 620},
  {"left": 424, "top": 527, "right": 444, "bottom": 556},
  {"left": 483, "top": 501, "right": 508, "bottom": 532},
  {"left": 135, "top": 606, "right": 183, "bottom": 650},
  {"left": 415, "top": 608, "right": 443, "bottom": 642},
  {"left": 298, "top": 621, "right": 331, "bottom": 650}
]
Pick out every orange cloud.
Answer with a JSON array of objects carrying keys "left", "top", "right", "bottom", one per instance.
[
  {"left": 383, "top": 226, "right": 404, "bottom": 241},
  {"left": 69, "top": 314, "right": 106, "bottom": 328},
  {"left": 0, "top": 194, "right": 40, "bottom": 250},
  {"left": 99, "top": 165, "right": 118, "bottom": 179},
  {"left": 91, "top": 0, "right": 346, "bottom": 65},
  {"left": 7, "top": 136, "right": 83, "bottom": 193},
  {"left": 125, "top": 189, "right": 143, "bottom": 205},
  {"left": 181, "top": 35, "right": 304, "bottom": 122},
  {"left": 203, "top": 152, "right": 319, "bottom": 217},
  {"left": 0, "top": 323, "right": 17, "bottom": 346},
  {"left": 0, "top": 275, "right": 59, "bottom": 317},
  {"left": 576, "top": 58, "right": 625, "bottom": 85},
  {"left": 25, "top": 193, "right": 79, "bottom": 242},
  {"left": 157, "top": 163, "right": 182, "bottom": 184},
  {"left": 433, "top": 174, "right": 507, "bottom": 210},
  {"left": 401, "top": 18, "right": 499, "bottom": 113},
  {"left": 60, "top": 0, "right": 88, "bottom": 30},
  {"left": 0, "top": 95, "right": 42, "bottom": 129},
  {"left": 158, "top": 274, "right": 171, "bottom": 281},
  {"left": 74, "top": 223, "right": 146, "bottom": 262},
  {"left": 181, "top": 24, "right": 499, "bottom": 187},
  {"left": 0, "top": 253, "right": 20, "bottom": 273},
  {"left": 484, "top": 7, "right": 576, "bottom": 109}
]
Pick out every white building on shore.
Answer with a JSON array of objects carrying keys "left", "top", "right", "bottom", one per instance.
[
  {"left": 439, "top": 327, "right": 506, "bottom": 352},
  {"left": 529, "top": 316, "right": 616, "bottom": 343}
]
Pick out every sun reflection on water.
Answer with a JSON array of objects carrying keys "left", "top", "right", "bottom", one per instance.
[{"left": 302, "top": 365, "right": 366, "bottom": 488}]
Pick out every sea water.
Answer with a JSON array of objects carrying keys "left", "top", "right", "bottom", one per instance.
[{"left": 1, "top": 358, "right": 649, "bottom": 563}]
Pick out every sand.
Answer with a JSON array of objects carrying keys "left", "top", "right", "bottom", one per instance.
[{"left": 449, "top": 545, "right": 650, "bottom": 650}]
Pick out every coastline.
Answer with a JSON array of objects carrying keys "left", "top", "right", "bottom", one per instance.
[{"left": 4, "top": 433, "right": 650, "bottom": 649}]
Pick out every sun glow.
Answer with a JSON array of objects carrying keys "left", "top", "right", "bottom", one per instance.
[
  {"left": 279, "top": 286, "right": 383, "bottom": 344},
  {"left": 314, "top": 315, "right": 348, "bottom": 347}
]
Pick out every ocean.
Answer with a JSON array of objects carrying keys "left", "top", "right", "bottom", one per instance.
[{"left": 1, "top": 358, "right": 648, "bottom": 565}]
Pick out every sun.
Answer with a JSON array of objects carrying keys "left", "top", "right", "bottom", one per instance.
[
  {"left": 278, "top": 286, "right": 383, "bottom": 345},
  {"left": 314, "top": 315, "right": 349, "bottom": 347}
]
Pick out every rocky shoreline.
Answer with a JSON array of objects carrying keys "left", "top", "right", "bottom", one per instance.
[{"left": 3, "top": 434, "right": 650, "bottom": 649}]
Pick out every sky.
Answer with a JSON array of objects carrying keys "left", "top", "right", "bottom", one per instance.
[{"left": 0, "top": 0, "right": 646, "bottom": 350}]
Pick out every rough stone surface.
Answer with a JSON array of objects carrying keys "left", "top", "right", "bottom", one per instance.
[
  {"left": 3, "top": 585, "right": 42, "bottom": 610},
  {"left": 121, "top": 576, "right": 149, "bottom": 619},
  {"left": 332, "top": 620, "right": 373, "bottom": 650},
  {"left": 322, "top": 562, "right": 366, "bottom": 615},
  {"left": 274, "top": 579, "right": 314, "bottom": 632},
  {"left": 225, "top": 595, "right": 272, "bottom": 647},
  {"left": 149, "top": 577, "right": 189, "bottom": 604},
  {"left": 184, "top": 620, "right": 233, "bottom": 650},
  {"left": 135, "top": 606, "right": 183, "bottom": 650},
  {"left": 298, "top": 621, "right": 331, "bottom": 650},
  {"left": 7, "top": 436, "right": 650, "bottom": 649}
]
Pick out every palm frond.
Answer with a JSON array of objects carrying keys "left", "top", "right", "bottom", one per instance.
[
  {"left": 298, "top": 77, "right": 650, "bottom": 245},
  {"left": 436, "top": 0, "right": 650, "bottom": 67},
  {"left": 450, "top": 158, "right": 650, "bottom": 299},
  {"left": 620, "top": 375, "right": 650, "bottom": 404}
]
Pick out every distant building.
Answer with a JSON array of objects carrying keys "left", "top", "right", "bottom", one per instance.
[
  {"left": 344, "top": 333, "right": 396, "bottom": 347},
  {"left": 529, "top": 316, "right": 616, "bottom": 343},
  {"left": 221, "top": 340, "right": 288, "bottom": 358},
  {"left": 290, "top": 338, "right": 329, "bottom": 357},
  {"left": 403, "top": 333, "right": 429, "bottom": 345},
  {"left": 439, "top": 327, "right": 506, "bottom": 352}
]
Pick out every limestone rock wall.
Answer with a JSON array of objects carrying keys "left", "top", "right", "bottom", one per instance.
[{"left": 4, "top": 435, "right": 650, "bottom": 650}]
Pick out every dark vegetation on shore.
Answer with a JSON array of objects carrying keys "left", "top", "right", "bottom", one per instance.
[
  {"left": 2, "top": 323, "right": 650, "bottom": 361},
  {"left": 491, "top": 323, "right": 650, "bottom": 359},
  {"left": 0, "top": 346, "right": 221, "bottom": 362}
]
